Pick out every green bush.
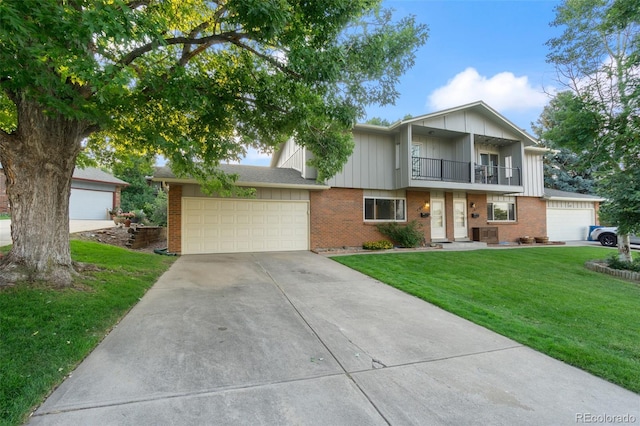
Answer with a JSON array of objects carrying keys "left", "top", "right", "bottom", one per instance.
[
  {"left": 145, "top": 190, "right": 167, "bottom": 226},
  {"left": 376, "top": 220, "right": 424, "bottom": 248},
  {"left": 607, "top": 253, "right": 640, "bottom": 272},
  {"left": 363, "top": 240, "right": 393, "bottom": 250}
]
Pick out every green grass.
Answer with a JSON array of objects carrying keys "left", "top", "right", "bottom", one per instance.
[
  {"left": 333, "top": 247, "right": 640, "bottom": 393},
  {"left": 0, "top": 241, "right": 176, "bottom": 425}
]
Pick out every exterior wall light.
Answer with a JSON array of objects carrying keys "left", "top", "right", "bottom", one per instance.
[{"left": 419, "top": 201, "right": 430, "bottom": 218}]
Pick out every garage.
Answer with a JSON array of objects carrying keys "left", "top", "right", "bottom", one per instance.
[
  {"left": 69, "top": 189, "right": 114, "bottom": 220},
  {"left": 544, "top": 189, "right": 604, "bottom": 242},
  {"left": 547, "top": 206, "right": 595, "bottom": 241},
  {"left": 182, "top": 197, "right": 309, "bottom": 254},
  {"left": 69, "top": 167, "right": 129, "bottom": 220}
]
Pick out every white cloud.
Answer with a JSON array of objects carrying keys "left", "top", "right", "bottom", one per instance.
[{"left": 427, "top": 67, "right": 552, "bottom": 112}]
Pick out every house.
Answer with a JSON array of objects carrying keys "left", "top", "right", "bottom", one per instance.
[
  {"left": 0, "top": 166, "right": 129, "bottom": 220},
  {"left": 154, "top": 101, "right": 602, "bottom": 255}
]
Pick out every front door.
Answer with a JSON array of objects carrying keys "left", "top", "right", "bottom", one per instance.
[
  {"left": 431, "top": 199, "right": 446, "bottom": 240},
  {"left": 453, "top": 200, "right": 468, "bottom": 239}
]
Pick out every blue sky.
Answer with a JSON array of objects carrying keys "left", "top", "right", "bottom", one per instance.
[{"left": 240, "top": 0, "right": 563, "bottom": 166}]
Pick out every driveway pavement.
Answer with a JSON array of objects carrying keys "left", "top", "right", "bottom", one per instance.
[{"left": 30, "top": 252, "right": 638, "bottom": 425}]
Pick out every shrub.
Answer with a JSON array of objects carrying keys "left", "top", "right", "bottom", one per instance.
[
  {"left": 607, "top": 253, "right": 640, "bottom": 272},
  {"left": 363, "top": 240, "right": 393, "bottom": 250},
  {"left": 376, "top": 220, "right": 424, "bottom": 248},
  {"left": 145, "top": 191, "right": 167, "bottom": 226}
]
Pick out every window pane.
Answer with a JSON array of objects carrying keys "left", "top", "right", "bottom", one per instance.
[
  {"left": 493, "top": 203, "right": 509, "bottom": 221},
  {"left": 376, "top": 199, "right": 395, "bottom": 220},
  {"left": 395, "top": 200, "right": 405, "bottom": 220},
  {"left": 364, "top": 198, "right": 374, "bottom": 220},
  {"left": 508, "top": 203, "right": 515, "bottom": 221},
  {"left": 487, "top": 203, "right": 493, "bottom": 221}
]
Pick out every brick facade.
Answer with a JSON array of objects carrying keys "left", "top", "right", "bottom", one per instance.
[
  {"left": 167, "top": 184, "right": 182, "bottom": 254},
  {"left": 309, "top": 188, "right": 549, "bottom": 250}
]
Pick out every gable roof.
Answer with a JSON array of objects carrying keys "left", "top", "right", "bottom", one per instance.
[
  {"left": 356, "top": 101, "right": 539, "bottom": 146},
  {"left": 73, "top": 167, "right": 129, "bottom": 186},
  {"left": 153, "top": 164, "right": 328, "bottom": 190},
  {"left": 543, "top": 188, "right": 605, "bottom": 202}
]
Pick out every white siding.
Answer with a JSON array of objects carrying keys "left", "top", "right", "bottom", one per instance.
[
  {"left": 275, "top": 138, "right": 304, "bottom": 171},
  {"left": 522, "top": 152, "right": 544, "bottom": 197}
]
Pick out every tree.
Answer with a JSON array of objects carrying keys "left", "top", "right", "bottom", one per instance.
[
  {"left": 532, "top": 91, "right": 599, "bottom": 194},
  {"left": 545, "top": 0, "right": 639, "bottom": 260},
  {"left": 0, "top": 0, "right": 428, "bottom": 285},
  {"left": 111, "top": 156, "right": 156, "bottom": 213}
]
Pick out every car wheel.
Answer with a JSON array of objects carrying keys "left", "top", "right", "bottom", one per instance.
[{"left": 599, "top": 233, "right": 617, "bottom": 247}]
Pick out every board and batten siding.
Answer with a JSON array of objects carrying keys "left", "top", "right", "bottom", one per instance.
[
  {"left": 327, "top": 131, "right": 395, "bottom": 190},
  {"left": 274, "top": 138, "right": 304, "bottom": 171},
  {"left": 181, "top": 184, "right": 310, "bottom": 201},
  {"left": 522, "top": 152, "right": 544, "bottom": 197},
  {"left": 411, "top": 110, "right": 520, "bottom": 141}
]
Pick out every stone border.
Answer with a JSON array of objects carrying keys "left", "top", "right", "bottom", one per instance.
[{"left": 585, "top": 260, "right": 640, "bottom": 283}]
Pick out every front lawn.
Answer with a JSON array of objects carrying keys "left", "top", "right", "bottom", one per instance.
[
  {"left": 333, "top": 246, "right": 640, "bottom": 393},
  {"left": 0, "top": 241, "right": 176, "bottom": 425}
]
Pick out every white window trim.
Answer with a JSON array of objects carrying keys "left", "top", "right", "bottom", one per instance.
[
  {"left": 487, "top": 201, "right": 516, "bottom": 222},
  {"left": 363, "top": 197, "right": 407, "bottom": 222}
]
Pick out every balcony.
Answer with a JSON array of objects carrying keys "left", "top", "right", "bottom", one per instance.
[
  {"left": 474, "top": 164, "right": 521, "bottom": 186},
  {"left": 411, "top": 157, "right": 521, "bottom": 187}
]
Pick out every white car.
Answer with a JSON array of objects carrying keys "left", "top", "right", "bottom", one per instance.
[{"left": 589, "top": 227, "right": 640, "bottom": 247}]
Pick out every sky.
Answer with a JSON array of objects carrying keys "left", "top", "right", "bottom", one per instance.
[{"left": 239, "top": 0, "right": 563, "bottom": 166}]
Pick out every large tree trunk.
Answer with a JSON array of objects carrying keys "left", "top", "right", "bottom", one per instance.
[
  {"left": 618, "top": 233, "right": 632, "bottom": 262},
  {"left": 0, "top": 96, "right": 87, "bottom": 286}
]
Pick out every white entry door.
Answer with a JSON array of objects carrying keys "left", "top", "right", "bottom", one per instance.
[
  {"left": 431, "top": 199, "right": 446, "bottom": 240},
  {"left": 453, "top": 200, "right": 468, "bottom": 239}
]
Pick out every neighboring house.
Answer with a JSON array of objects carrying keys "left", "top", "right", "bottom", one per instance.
[
  {"left": 0, "top": 167, "right": 129, "bottom": 220},
  {"left": 154, "top": 101, "right": 602, "bottom": 255}
]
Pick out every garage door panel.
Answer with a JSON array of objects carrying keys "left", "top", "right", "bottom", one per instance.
[
  {"left": 182, "top": 198, "right": 309, "bottom": 254},
  {"left": 69, "top": 189, "right": 114, "bottom": 220},
  {"left": 547, "top": 208, "right": 594, "bottom": 241}
]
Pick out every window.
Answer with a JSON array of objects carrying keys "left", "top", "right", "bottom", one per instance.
[
  {"left": 364, "top": 197, "right": 406, "bottom": 221},
  {"left": 487, "top": 202, "right": 516, "bottom": 221}
]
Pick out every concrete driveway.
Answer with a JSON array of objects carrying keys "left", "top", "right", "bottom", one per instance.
[{"left": 30, "top": 252, "right": 638, "bottom": 425}]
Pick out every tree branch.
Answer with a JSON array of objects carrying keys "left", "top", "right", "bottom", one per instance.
[
  {"left": 225, "top": 37, "right": 300, "bottom": 79},
  {"left": 118, "top": 30, "right": 300, "bottom": 79},
  {"left": 118, "top": 32, "right": 246, "bottom": 66}
]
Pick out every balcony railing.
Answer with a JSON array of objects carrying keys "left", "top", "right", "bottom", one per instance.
[
  {"left": 412, "top": 157, "right": 470, "bottom": 182},
  {"left": 474, "top": 164, "right": 521, "bottom": 186},
  {"left": 411, "top": 157, "right": 521, "bottom": 186}
]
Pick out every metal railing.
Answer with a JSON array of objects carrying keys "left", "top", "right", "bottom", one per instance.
[
  {"left": 411, "top": 157, "right": 522, "bottom": 186},
  {"left": 412, "top": 157, "right": 471, "bottom": 182},
  {"left": 473, "top": 164, "right": 521, "bottom": 186}
]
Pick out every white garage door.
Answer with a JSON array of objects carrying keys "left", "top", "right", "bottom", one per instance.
[
  {"left": 547, "top": 208, "right": 595, "bottom": 241},
  {"left": 182, "top": 198, "right": 309, "bottom": 254},
  {"left": 69, "top": 189, "right": 113, "bottom": 220}
]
